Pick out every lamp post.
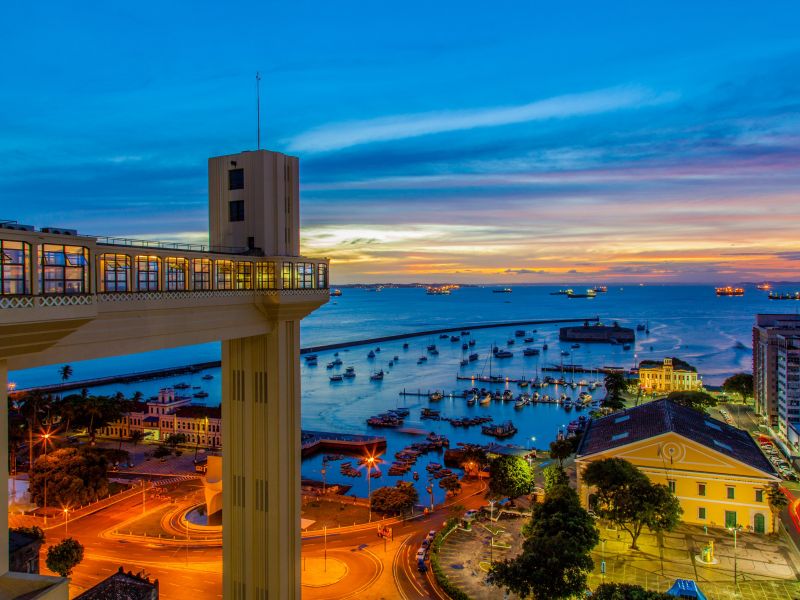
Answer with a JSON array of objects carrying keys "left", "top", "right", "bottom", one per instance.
[
  {"left": 321, "top": 466, "right": 326, "bottom": 496},
  {"left": 63, "top": 508, "right": 69, "bottom": 536},
  {"left": 728, "top": 525, "right": 741, "bottom": 585},
  {"left": 41, "top": 432, "right": 51, "bottom": 523},
  {"left": 366, "top": 456, "right": 375, "bottom": 522}
]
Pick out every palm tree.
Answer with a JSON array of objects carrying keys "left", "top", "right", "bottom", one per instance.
[
  {"left": 129, "top": 430, "right": 145, "bottom": 448},
  {"left": 767, "top": 483, "right": 789, "bottom": 534},
  {"left": 58, "top": 365, "right": 73, "bottom": 383}
]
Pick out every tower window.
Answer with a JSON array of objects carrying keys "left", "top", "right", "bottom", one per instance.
[
  {"left": 229, "top": 200, "right": 245, "bottom": 222},
  {"left": 228, "top": 168, "right": 244, "bottom": 190}
]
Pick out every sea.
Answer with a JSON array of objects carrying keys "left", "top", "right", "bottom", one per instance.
[{"left": 9, "top": 284, "right": 795, "bottom": 504}]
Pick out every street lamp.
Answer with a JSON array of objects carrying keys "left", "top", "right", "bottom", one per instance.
[
  {"left": 728, "top": 524, "right": 742, "bottom": 584},
  {"left": 63, "top": 507, "right": 70, "bottom": 536},
  {"left": 40, "top": 432, "right": 52, "bottom": 523},
  {"left": 365, "top": 455, "right": 375, "bottom": 522}
]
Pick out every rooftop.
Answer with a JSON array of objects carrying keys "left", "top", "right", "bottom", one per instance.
[
  {"left": 74, "top": 567, "right": 158, "bottom": 600},
  {"left": 175, "top": 405, "right": 221, "bottom": 419},
  {"left": 577, "top": 399, "right": 777, "bottom": 476}
]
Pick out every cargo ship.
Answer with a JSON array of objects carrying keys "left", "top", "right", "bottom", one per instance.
[
  {"left": 768, "top": 292, "right": 800, "bottom": 300},
  {"left": 756, "top": 282, "right": 771, "bottom": 291},
  {"left": 715, "top": 286, "right": 744, "bottom": 296},
  {"left": 492, "top": 287, "right": 512, "bottom": 293}
]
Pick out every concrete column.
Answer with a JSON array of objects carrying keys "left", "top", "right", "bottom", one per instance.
[
  {"left": 222, "top": 321, "right": 301, "bottom": 600},
  {"left": 0, "top": 360, "right": 9, "bottom": 574}
]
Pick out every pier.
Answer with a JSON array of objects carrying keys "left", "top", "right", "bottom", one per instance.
[{"left": 301, "top": 430, "right": 387, "bottom": 458}]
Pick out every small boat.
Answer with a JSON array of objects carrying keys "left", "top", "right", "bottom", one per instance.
[
  {"left": 507, "top": 339, "right": 515, "bottom": 346},
  {"left": 623, "top": 344, "right": 631, "bottom": 351},
  {"left": 304, "top": 354, "right": 318, "bottom": 361},
  {"left": 514, "top": 399, "right": 526, "bottom": 409},
  {"left": 439, "top": 334, "right": 450, "bottom": 339},
  {"left": 561, "top": 350, "right": 570, "bottom": 356},
  {"left": 413, "top": 471, "right": 420, "bottom": 481},
  {"left": 403, "top": 342, "right": 409, "bottom": 349},
  {"left": 468, "top": 339, "right": 476, "bottom": 347},
  {"left": 571, "top": 343, "right": 580, "bottom": 349},
  {"left": 367, "top": 350, "right": 376, "bottom": 359},
  {"left": 330, "top": 289, "right": 343, "bottom": 296},
  {"left": 375, "top": 346, "right": 381, "bottom": 352},
  {"left": 492, "top": 288, "right": 512, "bottom": 293},
  {"left": 370, "top": 370, "right": 384, "bottom": 381},
  {"left": 333, "top": 357, "right": 343, "bottom": 365},
  {"left": 479, "top": 394, "right": 491, "bottom": 406},
  {"left": 466, "top": 395, "right": 477, "bottom": 406},
  {"left": 193, "top": 391, "right": 209, "bottom": 398},
  {"left": 515, "top": 330, "right": 526, "bottom": 337},
  {"left": 481, "top": 421, "right": 518, "bottom": 438},
  {"left": 201, "top": 374, "right": 214, "bottom": 381},
  {"left": 494, "top": 350, "right": 513, "bottom": 359},
  {"left": 461, "top": 330, "right": 470, "bottom": 336},
  {"left": 636, "top": 323, "right": 646, "bottom": 332},
  {"left": 523, "top": 337, "right": 534, "bottom": 343},
  {"left": 417, "top": 356, "right": 428, "bottom": 364},
  {"left": 427, "top": 344, "right": 438, "bottom": 352},
  {"left": 523, "top": 347, "right": 539, "bottom": 356},
  {"left": 450, "top": 335, "right": 460, "bottom": 342},
  {"left": 343, "top": 369, "right": 356, "bottom": 379},
  {"left": 393, "top": 355, "right": 399, "bottom": 361},
  {"left": 388, "top": 360, "right": 394, "bottom": 367},
  {"left": 460, "top": 359, "right": 469, "bottom": 366},
  {"left": 326, "top": 362, "right": 336, "bottom": 369},
  {"left": 430, "top": 348, "right": 439, "bottom": 355},
  {"left": 429, "top": 391, "right": 443, "bottom": 401},
  {"left": 174, "top": 382, "right": 191, "bottom": 389},
  {"left": 306, "top": 358, "right": 318, "bottom": 366},
  {"left": 462, "top": 343, "right": 469, "bottom": 350},
  {"left": 421, "top": 408, "right": 440, "bottom": 419},
  {"left": 468, "top": 353, "right": 479, "bottom": 361},
  {"left": 330, "top": 375, "right": 343, "bottom": 382}
]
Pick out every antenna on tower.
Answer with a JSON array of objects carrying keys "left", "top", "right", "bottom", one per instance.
[{"left": 256, "top": 71, "right": 262, "bottom": 150}]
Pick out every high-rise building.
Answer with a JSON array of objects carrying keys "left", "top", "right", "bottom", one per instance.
[
  {"left": 776, "top": 335, "right": 800, "bottom": 442},
  {"left": 752, "top": 314, "right": 800, "bottom": 427}
]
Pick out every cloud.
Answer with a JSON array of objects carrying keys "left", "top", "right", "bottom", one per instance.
[
  {"left": 288, "top": 85, "right": 675, "bottom": 152},
  {"left": 504, "top": 268, "right": 546, "bottom": 275}
]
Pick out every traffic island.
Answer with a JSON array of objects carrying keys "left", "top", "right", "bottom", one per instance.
[{"left": 301, "top": 557, "right": 348, "bottom": 587}]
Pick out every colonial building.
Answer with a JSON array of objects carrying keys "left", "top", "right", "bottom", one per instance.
[
  {"left": 638, "top": 357, "right": 702, "bottom": 393},
  {"left": 101, "top": 388, "right": 222, "bottom": 448},
  {"left": 576, "top": 399, "right": 780, "bottom": 534},
  {"left": 753, "top": 314, "right": 800, "bottom": 427}
]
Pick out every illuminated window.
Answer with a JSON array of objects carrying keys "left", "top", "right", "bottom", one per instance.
[
  {"left": 0, "top": 240, "right": 31, "bottom": 295},
  {"left": 192, "top": 258, "right": 212, "bottom": 290},
  {"left": 255, "top": 262, "right": 276, "bottom": 289},
  {"left": 295, "top": 262, "right": 314, "bottom": 289},
  {"left": 317, "top": 263, "right": 328, "bottom": 289},
  {"left": 41, "top": 244, "right": 89, "bottom": 294},
  {"left": 235, "top": 262, "right": 252, "bottom": 290},
  {"left": 216, "top": 260, "right": 234, "bottom": 290},
  {"left": 99, "top": 253, "right": 130, "bottom": 292},
  {"left": 135, "top": 256, "right": 161, "bottom": 291},
  {"left": 282, "top": 262, "right": 293, "bottom": 289},
  {"left": 165, "top": 257, "right": 189, "bottom": 291}
]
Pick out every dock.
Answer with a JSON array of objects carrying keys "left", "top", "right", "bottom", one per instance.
[{"left": 301, "top": 430, "right": 387, "bottom": 458}]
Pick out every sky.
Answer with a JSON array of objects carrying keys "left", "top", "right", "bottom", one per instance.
[{"left": 2, "top": 1, "right": 800, "bottom": 284}]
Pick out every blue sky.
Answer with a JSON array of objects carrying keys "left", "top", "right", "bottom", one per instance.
[{"left": 2, "top": 1, "right": 800, "bottom": 282}]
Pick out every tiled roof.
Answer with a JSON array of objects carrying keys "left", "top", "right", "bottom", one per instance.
[
  {"left": 175, "top": 405, "right": 221, "bottom": 419},
  {"left": 75, "top": 567, "right": 158, "bottom": 600},
  {"left": 577, "top": 399, "right": 777, "bottom": 476}
]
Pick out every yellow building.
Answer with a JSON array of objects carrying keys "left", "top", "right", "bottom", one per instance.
[
  {"left": 576, "top": 399, "right": 780, "bottom": 534},
  {"left": 638, "top": 357, "right": 702, "bottom": 393}
]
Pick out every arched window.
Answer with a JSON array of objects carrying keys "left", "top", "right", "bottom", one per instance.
[
  {"left": 216, "top": 260, "right": 234, "bottom": 290},
  {"left": 1, "top": 240, "right": 31, "bottom": 295},
  {"left": 41, "top": 244, "right": 89, "bottom": 294},
  {"left": 165, "top": 257, "right": 189, "bottom": 291},
  {"left": 136, "top": 256, "right": 161, "bottom": 291},
  {"left": 99, "top": 254, "right": 131, "bottom": 292},
  {"left": 192, "top": 258, "right": 212, "bottom": 290},
  {"left": 235, "top": 262, "right": 253, "bottom": 290}
]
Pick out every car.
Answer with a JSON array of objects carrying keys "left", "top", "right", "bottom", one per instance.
[
  {"left": 416, "top": 548, "right": 427, "bottom": 562},
  {"left": 464, "top": 509, "right": 479, "bottom": 519},
  {"left": 417, "top": 560, "right": 428, "bottom": 573}
]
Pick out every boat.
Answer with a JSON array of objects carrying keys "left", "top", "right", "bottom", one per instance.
[
  {"left": 343, "top": 369, "right": 356, "bottom": 379},
  {"left": 326, "top": 362, "right": 336, "bottom": 369},
  {"left": 330, "top": 374, "right": 343, "bottom": 382},
  {"left": 479, "top": 394, "right": 491, "bottom": 406},
  {"left": 370, "top": 370, "right": 384, "bottom": 381},
  {"left": 367, "top": 350, "right": 376, "bottom": 359},
  {"left": 542, "top": 343, "right": 548, "bottom": 350},
  {"left": 413, "top": 471, "right": 420, "bottom": 481},
  {"left": 427, "top": 344, "right": 438, "bottom": 352},
  {"left": 567, "top": 289, "right": 597, "bottom": 299},
  {"left": 591, "top": 285, "right": 608, "bottom": 293},
  {"left": 769, "top": 292, "right": 800, "bottom": 300},
  {"left": 715, "top": 286, "right": 744, "bottom": 296},
  {"left": 462, "top": 343, "right": 469, "bottom": 350},
  {"left": 439, "top": 334, "right": 450, "bottom": 339},
  {"left": 468, "top": 353, "right": 479, "bottom": 361},
  {"left": 492, "top": 288, "right": 512, "bottom": 293},
  {"left": 756, "top": 282, "right": 771, "bottom": 290},
  {"left": 420, "top": 408, "right": 440, "bottom": 419},
  {"left": 636, "top": 323, "right": 646, "bottom": 331},
  {"left": 450, "top": 335, "right": 460, "bottom": 342},
  {"left": 333, "top": 357, "right": 343, "bottom": 365},
  {"left": 460, "top": 359, "right": 469, "bottom": 366},
  {"left": 174, "top": 382, "right": 190, "bottom": 389},
  {"left": 201, "top": 374, "right": 214, "bottom": 381},
  {"left": 571, "top": 343, "right": 580, "bottom": 349},
  {"left": 515, "top": 330, "right": 526, "bottom": 337},
  {"left": 561, "top": 350, "right": 570, "bottom": 356},
  {"left": 193, "top": 391, "right": 209, "bottom": 398},
  {"left": 461, "top": 330, "right": 470, "bottom": 336},
  {"left": 306, "top": 357, "right": 318, "bottom": 366},
  {"left": 429, "top": 391, "right": 443, "bottom": 401},
  {"left": 430, "top": 348, "right": 439, "bottom": 355},
  {"left": 481, "top": 421, "right": 518, "bottom": 438},
  {"left": 417, "top": 357, "right": 427, "bottom": 364},
  {"left": 304, "top": 354, "right": 318, "bottom": 361},
  {"left": 388, "top": 360, "right": 394, "bottom": 367},
  {"left": 506, "top": 338, "right": 515, "bottom": 346},
  {"left": 494, "top": 350, "right": 513, "bottom": 359},
  {"left": 523, "top": 337, "right": 534, "bottom": 343},
  {"left": 466, "top": 395, "right": 477, "bottom": 406},
  {"left": 427, "top": 286, "right": 452, "bottom": 295},
  {"left": 523, "top": 347, "right": 539, "bottom": 356},
  {"left": 330, "top": 289, "right": 343, "bottom": 296},
  {"left": 550, "top": 288, "right": 573, "bottom": 296},
  {"left": 623, "top": 344, "right": 631, "bottom": 351},
  {"left": 514, "top": 398, "right": 527, "bottom": 409},
  {"left": 403, "top": 342, "right": 409, "bottom": 349},
  {"left": 468, "top": 339, "right": 476, "bottom": 347}
]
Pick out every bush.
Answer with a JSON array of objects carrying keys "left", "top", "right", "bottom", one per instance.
[
  {"left": 46, "top": 538, "right": 84, "bottom": 577},
  {"left": 429, "top": 517, "right": 471, "bottom": 600},
  {"left": 11, "top": 526, "right": 45, "bottom": 542}
]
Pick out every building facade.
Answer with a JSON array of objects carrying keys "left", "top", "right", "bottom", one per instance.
[
  {"left": 776, "top": 335, "right": 800, "bottom": 439},
  {"left": 753, "top": 314, "right": 800, "bottom": 427},
  {"left": 576, "top": 400, "right": 780, "bottom": 534},
  {"left": 101, "top": 388, "right": 222, "bottom": 448},
  {"left": 638, "top": 358, "right": 702, "bottom": 393}
]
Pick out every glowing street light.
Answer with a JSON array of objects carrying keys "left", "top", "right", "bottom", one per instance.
[{"left": 63, "top": 507, "right": 70, "bottom": 536}]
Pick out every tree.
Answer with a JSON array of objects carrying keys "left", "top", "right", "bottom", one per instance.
[
  {"left": 370, "top": 481, "right": 419, "bottom": 515},
  {"left": 46, "top": 538, "right": 84, "bottom": 577},
  {"left": 723, "top": 373, "right": 754, "bottom": 403},
  {"left": 167, "top": 433, "right": 188, "bottom": 448},
  {"left": 542, "top": 464, "right": 569, "bottom": 493},
  {"left": 11, "top": 526, "right": 45, "bottom": 542},
  {"left": 79, "top": 395, "right": 121, "bottom": 443},
  {"left": 583, "top": 458, "right": 682, "bottom": 550},
  {"left": 488, "top": 455, "right": 532, "bottom": 501},
  {"left": 603, "top": 372, "right": 628, "bottom": 410},
  {"left": 129, "top": 430, "right": 145, "bottom": 448},
  {"left": 549, "top": 438, "right": 573, "bottom": 468},
  {"left": 666, "top": 391, "right": 717, "bottom": 412},
  {"left": 593, "top": 583, "right": 672, "bottom": 599},
  {"left": 29, "top": 448, "right": 109, "bottom": 507},
  {"left": 489, "top": 484, "right": 598, "bottom": 599},
  {"left": 439, "top": 474, "right": 462, "bottom": 496},
  {"left": 767, "top": 483, "right": 788, "bottom": 535},
  {"left": 58, "top": 365, "right": 73, "bottom": 383},
  {"left": 459, "top": 446, "right": 488, "bottom": 476}
]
